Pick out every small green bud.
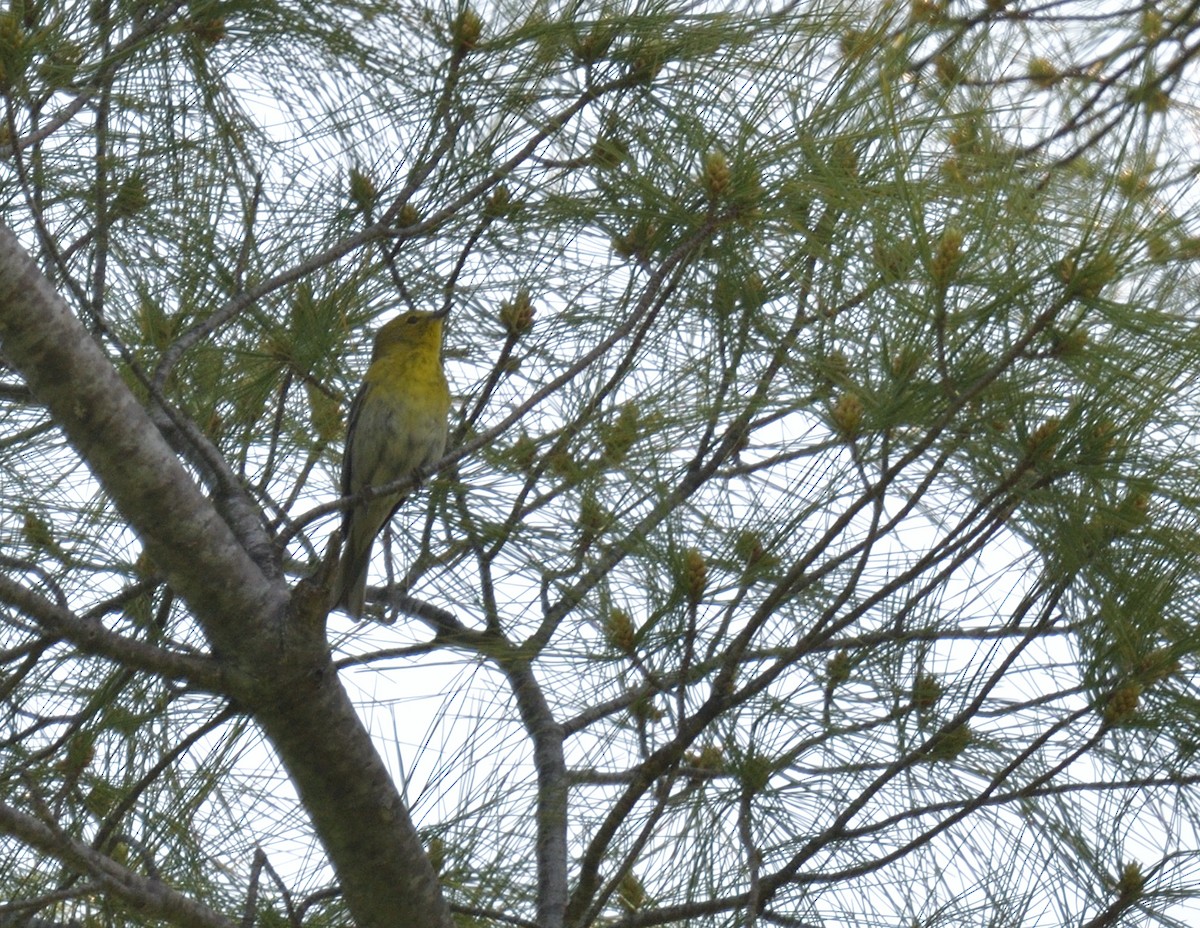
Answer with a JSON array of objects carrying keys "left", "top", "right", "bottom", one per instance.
[
  {"left": 111, "top": 173, "right": 149, "bottom": 220},
  {"left": 702, "top": 150, "right": 730, "bottom": 198},
  {"left": 1027, "top": 57, "right": 1058, "bottom": 89},
  {"left": 826, "top": 649, "right": 851, "bottom": 687},
  {"left": 499, "top": 289, "right": 535, "bottom": 337},
  {"left": 605, "top": 608, "right": 637, "bottom": 653},
  {"left": 1102, "top": 683, "right": 1141, "bottom": 725},
  {"left": 348, "top": 166, "right": 377, "bottom": 213},
  {"left": 681, "top": 548, "right": 707, "bottom": 605},
  {"left": 831, "top": 392, "right": 865, "bottom": 438},
  {"left": 923, "top": 724, "right": 970, "bottom": 762},
  {"left": 930, "top": 226, "right": 964, "bottom": 288},
  {"left": 601, "top": 402, "right": 639, "bottom": 464},
  {"left": 454, "top": 8, "right": 483, "bottom": 53},
  {"left": 1116, "top": 862, "right": 1143, "bottom": 901}
]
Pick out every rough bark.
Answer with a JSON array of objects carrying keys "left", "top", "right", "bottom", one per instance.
[{"left": 0, "top": 224, "right": 453, "bottom": 928}]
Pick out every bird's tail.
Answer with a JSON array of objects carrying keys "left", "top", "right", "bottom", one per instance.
[{"left": 331, "top": 531, "right": 372, "bottom": 620}]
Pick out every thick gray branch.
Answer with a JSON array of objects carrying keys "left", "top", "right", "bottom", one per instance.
[
  {"left": 0, "top": 225, "right": 454, "bottom": 928},
  {"left": 252, "top": 648, "right": 454, "bottom": 928},
  {"left": 0, "top": 223, "right": 288, "bottom": 663}
]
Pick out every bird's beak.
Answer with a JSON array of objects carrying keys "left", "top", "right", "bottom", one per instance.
[{"left": 431, "top": 305, "right": 452, "bottom": 319}]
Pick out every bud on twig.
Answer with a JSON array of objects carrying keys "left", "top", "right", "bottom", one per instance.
[
  {"left": 682, "top": 548, "right": 707, "bottom": 605},
  {"left": 454, "top": 7, "right": 482, "bottom": 53},
  {"left": 499, "top": 290, "right": 535, "bottom": 337}
]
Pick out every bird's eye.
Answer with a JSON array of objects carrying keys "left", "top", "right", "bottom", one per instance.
[{"left": 407, "top": 315, "right": 420, "bottom": 324}]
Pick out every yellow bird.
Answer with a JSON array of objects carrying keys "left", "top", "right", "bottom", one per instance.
[{"left": 331, "top": 309, "right": 450, "bottom": 619}]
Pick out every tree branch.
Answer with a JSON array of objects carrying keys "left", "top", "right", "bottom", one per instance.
[
  {"left": 0, "top": 223, "right": 288, "bottom": 663},
  {"left": 0, "top": 575, "right": 222, "bottom": 689},
  {"left": 0, "top": 799, "right": 235, "bottom": 928}
]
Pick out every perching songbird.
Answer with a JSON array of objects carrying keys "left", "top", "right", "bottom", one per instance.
[{"left": 331, "top": 309, "right": 450, "bottom": 618}]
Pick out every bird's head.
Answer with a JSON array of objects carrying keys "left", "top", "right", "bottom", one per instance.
[{"left": 371, "top": 309, "right": 447, "bottom": 361}]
